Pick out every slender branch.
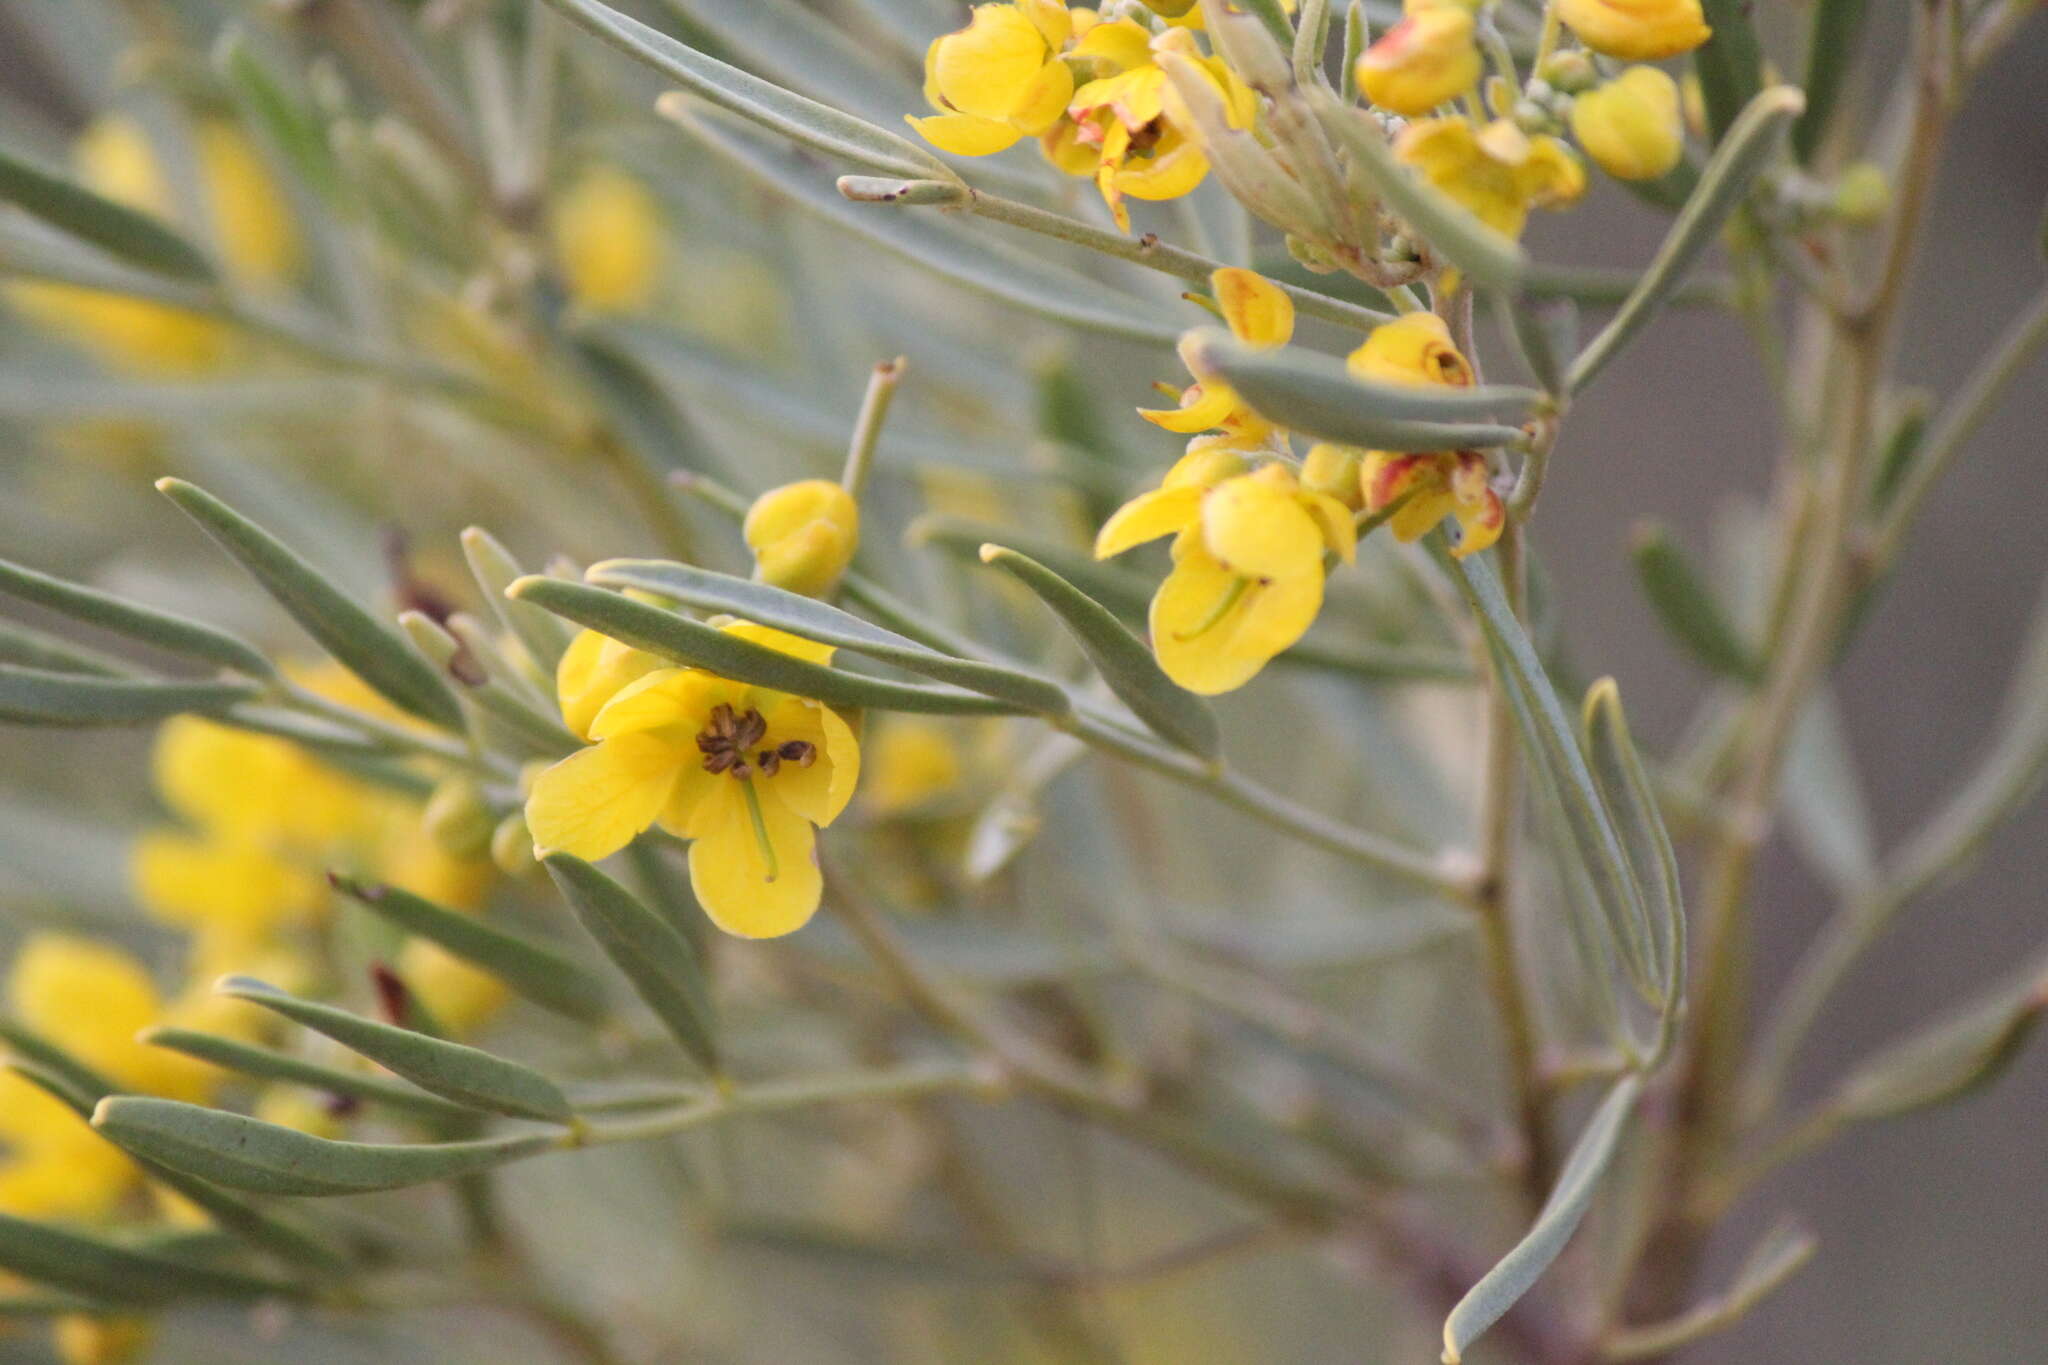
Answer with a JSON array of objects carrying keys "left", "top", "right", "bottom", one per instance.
[{"left": 841, "top": 356, "right": 907, "bottom": 501}]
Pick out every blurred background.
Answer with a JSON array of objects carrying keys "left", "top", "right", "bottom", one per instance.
[{"left": 0, "top": 1, "right": 2043, "bottom": 1361}]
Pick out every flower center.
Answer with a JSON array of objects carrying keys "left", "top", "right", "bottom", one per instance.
[{"left": 695, "top": 703, "right": 816, "bottom": 780}]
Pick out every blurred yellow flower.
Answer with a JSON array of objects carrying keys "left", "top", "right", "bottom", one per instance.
[
  {"left": 864, "top": 719, "right": 965, "bottom": 815},
  {"left": 399, "top": 939, "right": 514, "bottom": 1036},
  {"left": 1356, "top": 4, "right": 1484, "bottom": 117},
  {"left": 527, "top": 622, "right": 860, "bottom": 938},
  {"left": 1140, "top": 267, "right": 1294, "bottom": 443},
  {"left": 553, "top": 166, "right": 666, "bottom": 313},
  {"left": 1097, "top": 452, "right": 1355, "bottom": 694},
  {"left": 1346, "top": 311, "right": 1475, "bottom": 388},
  {"left": 1557, "top": 0, "right": 1712, "bottom": 61},
  {"left": 53, "top": 1315, "right": 152, "bottom": 1365},
  {"left": 1570, "top": 66, "right": 1686, "bottom": 181},
  {"left": 744, "top": 479, "right": 861, "bottom": 598},
  {"left": 1394, "top": 116, "right": 1585, "bottom": 241}
]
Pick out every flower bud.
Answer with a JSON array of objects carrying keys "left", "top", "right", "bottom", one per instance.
[
  {"left": 1537, "top": 50, "right": 1597, "bottom": 95},
  {"left": 1356, "top": 5, "right": 1483, "bottom": 118},
  {"left": 1556, "top": 0, "right": 1712, "bottom": 62},
  {"left": 423, "top": 776, "right": 495, "bottom": 860},
  {"left": 554, "top": 166, "right": 666, "bottom": 314},
  {"left": 1347, "top": 312, "right": 1475, "bottom": 388},
  {"left": 744, "top": 479, "right": 861, "bottom": 598},
  {"left": 1832, "top": 162, "right": 1889, "bottom": 227},
  {"left": 1301, "top": 444, "right": 1366, "bottom": 511},
  {"left": 1570, "top": 67, "right": 1684, "bottom": 182},
  {"left": 491, "top": 811, "right": 538, "bottom": 875}
]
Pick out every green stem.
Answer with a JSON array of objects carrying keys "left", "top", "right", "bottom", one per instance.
[{"left": 841, "top": 356, "right": 906, "bottom": 502}]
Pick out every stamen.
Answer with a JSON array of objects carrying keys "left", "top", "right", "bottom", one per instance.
[
  {"left": 738, "top": 777, "right": 779, "bottom": 884},
  {"left": 1173, "top": 575, "right": 1252, "bottom": 642},
  {"left": 757, "top": 749, "right": 781, "bottom": 778},
  {"left": 777, "top": 739, "right": 817, "bottom": 768}
]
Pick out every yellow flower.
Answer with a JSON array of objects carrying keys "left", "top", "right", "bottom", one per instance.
[
  {"left": 864, "top": 719, "right": 965, "bottom": 815},
  {"left": 1066, "top": 29, "right": 1254, "bottom": 232},
  {"left": 1346, "top": 311, "right": 1476, "bottom": 388},
  {"left": 252, "top": 1086, "right": 344, "bottom": 1140},
  {"left": 554, "top": 166, "right": 666, "bottom": 313},
  {"left": 743, "top": 479, "right": 861, "bottom": 598},
  {"left": 1557, "top": 0, "right": 1712, "bottom": 61},
  {"left": 526, "top": 621, "right": 861, "bottom": 938},
  {"left": 909, "top": 2, "right": 1083, "bottom": 156},
  {"left": 1570, "top": 66, "right": 1685, "bottom": 181},
  {"left": 1394, "top": 116, "right": 1585, "bottom": 241},
  {"left": 0, "top": 1070, "right": 137, "bottom": 1221},
  {"left": 1140, "top": 267, "right": 1294, "bottom": 441},
  {"left": 1096, "top": 451, "right": 1356, "bottom": 694},
  {"left": 1356, "top": 4, "right": 1484, "bottom": 117},
  {"left": 1300, "top": 443, "right": 1366, "bottom": 511},
  {"left": 400, "top": 940, "right": 514, "bottom": 1036},
  {"left": 557, "top": 628, "right": 666, "bottom": 741},
  {"left": 1361, "top": 449, "right": 1505, "bottom": 555},
  {"left": 53, "top": 1315, "right": 152, "bottom": 1365}
]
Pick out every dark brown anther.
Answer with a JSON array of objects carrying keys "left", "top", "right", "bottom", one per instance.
[
  {"left": 697, "top": 705, "right": 771, "bottom": 779},
  {"left": 777, "top": 739, "right": 817, "bottom": 768},
  {"left": 757, "top": 749, "right": 782, "bottom": 778}
]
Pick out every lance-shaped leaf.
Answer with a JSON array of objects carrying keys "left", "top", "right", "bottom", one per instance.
[
  {"left": 587, "top": 559, "right": 1071, "bottom": 717},
  {"left": 155, "top": 480, "right": 463, "bottom": 731},
  {"left": 510, "top": 576, "right": 1023, "bottom": 716},
  {"left": 1567, "top": 88, "right": 1805, "bottom": 394},
  {"left": 6, "top": 1062, "right": 350, "bottom": 1274},
  {"left": 1583, "top": 680, "right": 1686, "bottom": 1019},
  {"left": 462, "top": 527, "right": 574, "bottom": 675},
  {"left": 0, "top": 664, "right": 258, "bottom": 727},
  {"left": 0, "top": 621, "right": 127, "bottom": 676},
  {"left": 1829, "top": 967, "right": 2048, "bottom": 1124},
  {"left": 1442, "top": 1074, "right": 1642, "bottom": 1364},
  {"left": 544, "top": 854, "right": 718, "bottom": 1074},
  {"left": 216, "top": 977, "right": 572, "bottom": 1124},
  {"left": 0, "top": 1210, "right": 293, "bottom": 1305},
  {"left": 1782, "top": 693, "right": 1880, "bottom": 899},
  {"left": 0, "top": 1016, "right": 118, "bottom": 1103},
  {"left": 911, "top": 517, "right": 1153, "bottom": 620},
  {"left": 654, "top": 0, "right": 917, "bottom": 127},
  {"left": 332, "top": 875, "right": 608, "bottom": 1023},
  {"left": 1694, "top": 0, "right": 1766, "bottom": 144},
  {"left": 976, "top": 545, "right": 1220, "bottom": 762},
  {"left": 215, "top": 28, "right": 340, "bottom": 200},
  {"left": 93, "top": 1097, "right": 559, "bottom": 1197},
  {"left": 536, "top": 0, "right": 951, "bottom": 180},
  {"left": 0, "top": 143, "right": 217, "bottom": 281},
  {"left": 1184, "top": 333, "right": 1535, "bottom": 451},
  {"left": 1313, "top": 96, "right": 1529, "bottom": 293},
  {"left": 1792, "top": 0, "right": 1868, "bottom": 163},
  {"left": 1630, "top": 523, "right": 1761, "bottom": 683},
  {"left": 0, "top": 554, "right": 272, "bottom": 677},
  {"left": 138, "top": 1028, "right": 474, "bottom": 1125}
]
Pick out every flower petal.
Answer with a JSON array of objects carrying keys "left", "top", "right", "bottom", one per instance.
[
  {"left": 1095, "top": 485, "right": 1202, "bottom": 558},
  {"left": 1200, "top": 471, "right": 1324, "bottom": 582},
  {"left": 720, "top": 619, "right": 837, "bottom": 666},
  {"left": 1150, "top": 545, "right": 1322, "bottom": 695},
  {"left": 526, "top": 734, "right": 679, "bottom": 861},
  {"left": 908, "top": 111, "right": 1025, "bottom": 156},
  {"left": 1138, "top": 380, "right": 1241, "bottom": 433},
  {"left": 588, "top": 667, "right": 717, "bottom": 739},
  {"left": 1213, "top": 268, "right": 1294, "bottom": 349},
  {"left": 763, "top": 700, "right": 861, "bottom": 827},
  {"left": 1010, "top": 58, "right": 1076, "bottom": 135},
  {"left": 933, "top": 5, "right": 1049, "bottom": 120},
  {"left": 687, "top": 786, "right": 823, "bottom": 939}
]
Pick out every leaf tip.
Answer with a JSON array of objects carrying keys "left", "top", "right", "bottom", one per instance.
[
  {"left": 505, "top": 574, "right": 549, "bottom": 602},
  {"left": 976, "top": 543, "right": 1006, "bottom": 565}
]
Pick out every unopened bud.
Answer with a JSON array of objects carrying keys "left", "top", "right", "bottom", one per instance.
[
  {"left": 423, "top": 776, "right": 495, "bottom": 860},
  {"left": 1356, "top": 6, "right": 1483, "bottom": 117},
  {"left": 743, "top": 479, "right": 860, "bottom": 598},
  {"left": 1538, "top": 50, "right": 1596, "bottom": 95},
  {"left": 1832, "top": 163, "right": 1889, "bottom": 227},
  {"left": 1570, "top": 67, "right": 1685, "bottom": 182},
  {"left": 1301, "top": 444, "right": 1366, "bottom": 511},
  {"left": 491, "top": 811, "right": 538, "bottom": 875},
  {"left": 1557, "top": 0, "right": 1712, "bottom": 61}
]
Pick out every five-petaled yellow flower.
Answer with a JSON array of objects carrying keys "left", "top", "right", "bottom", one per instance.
[
  {"left": 1096, "top": 446, "right": 1356, "bottom": 695},
  {"left": 1396, "top": 116, "right": 1585, "bottom": 243},
  {"left": 527, "top": 624, "right": 860, "bottom": 938},
  {"left": 1349, "top": 314, "right": 1505, "bottom": 557},
  {"left": 1140, "top": 267, "right": 1295, "bottom": 445}
]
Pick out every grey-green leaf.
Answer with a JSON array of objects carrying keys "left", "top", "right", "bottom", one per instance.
[
  {"left": 1693, "top": 0, "right": 1766, "bottom": 144},
  {"left": 462, "top": 527, "right": 574, "bottom": 675},
  {"left": 217, "top": 977, "right": 572, "bottom": 1123},
  {"left": 0, "top": 1210, "right": 292, "bottom": 1305},
  {"left": 0, "top": 554, "right": 272, "bottom": 677},
  {"left": 977, "top": 545, "right": 1220, "bottom": 762},
  {"left": 1442, "top": 1075, "right": 1642, "bottom": 1363},
  {"left": 911, "top": 516, "right": 1153, "bottom": 621},
  {"left": 0, "top": 143, "right": 216, "bottom": 281},
  {"left": 1830, "top": 967, "right": 2048, "bottom": 1124},
  {"left": 587, "top": 558, "right": 1071, "bottom": 717},
  {"left": 1582, "top": 679, "right": 1686, "bottom": 1017},
  {"left": 156, "top": 479, "right": 463, "bottom": 731},
  {"left": 139, "top": 1027, "right": 478, "bottom": 1125},
  {"left": 332, "top": 875, "right": 609, "bottom": 1023},
  {"left": 1567, "top": 87, "right": 1805, "bottom": 394},
  {"left": 1185, "top": 333, "right": 1535, "bottom": 451},
  {"left": 93, "top": 1096, "right": 558, "bottom": 1196},
  {"left": 536, "top": 0, "right": 950, "bottom": 180},
  {"left": 0, "top": 664, "right": 258, "bottom": 727},
  {"left": 1630, "top": 522, "right": 1761, "bottom": 683},
  {"left": 510, "top": 576, "right": 1023, "bottom": 715},
  {"left": 543, "top": 854, "right": 718, "bottom": 1074}
]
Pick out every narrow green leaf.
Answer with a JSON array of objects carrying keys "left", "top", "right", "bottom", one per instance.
[
  {"left": 1339, "top": 0, "right": 1366, "bottom": 104},
  {"left": 1830, "top": 968, "right": 2048, "bottom": 1124},
  {"left": 0, "top": 621, "right": 128, "bottom": 676},
  {"left": 509, "top": 576, "right": 1023, "bottom": 716},
  {"left": 1313, "top": 95, "right": 1529, "bottom": 293},
  {"left": 1496, "top": 294, "right": 1576, "bottom": 398},
  {"left": 653, "top": 0, "right": 917, "bottom": 126},
  {"left": 1630, "top": 522, "right": 1761, "bottom": 682},
  {"left": 1568, "top": 87, "right": 1805, "bottom": 393},
  {"left": 214, "top": 28, "right": 339, "bottom": 199},
  {"left": 1604, "top": 1217, "right": 1817, "bottom": 1361},
  {"left": 1582, "top": 679, "right": 1686, "bottom": 1013},
  {"left": 1442, "top": 1075, "right": 1642, "bottom": 1364},
  {"left": 0, "top": 1210, "right": 292, "bottom": 1305},
  {"left": 1792, "top": 0, "right": 1868, "bottom": 163},
  {"left": 1293, "top": 0, "right": 1333, "bottom": 89},
  {"left": 332, "top": 875, "right": 608, "bottom": 1023},
  {"left": 93, "top": 1096, "right": 558, "bottom": 1196},
  {"left": 1781, "top": 693, "right": 1879, "bottom": 898},
  {"left": 0, "top": 664, "right": 257, "bottom": 727},
  {"left": 536, "top": 0, "right": 951, "bottom": 180},
  {"left": 1868, "top": 389, "right": 1931, "bottom": 514},
  {"left": 587, "top": 559, "right": 1071, "bottom": 717},
  {"left": 1186, "top": 333, "right": 1535, "bottom": 450},
  {"left": 543, "top": 853, "right": 718, "bottom": 1074},
  {"left": 911, "top": 516, "right": 1153, "bottom": 620},
  {"left": 0, "top": 554, "right": 272, "bottom": 677},
  {"left": 155, "top": 479, "right": 463, "bottom": 731},
  {"left": 217, "top": 977, "right": 572, "bottom": 1124},
  {"left": 462, "top": 527, "right": 574, "bottom": 674},
  {"left": 0, "top": 1016, "right": 119, "bottom": 1102},
  {"left": 1694, "top": 0, "right": 1766, "bottom": 145},
  {"left": 977, "top": 545, "right": 1220, "bottom": 762},
  {"left": 140, "top": 1027, "right": 475, "bottom": 1123},
  {"left": 0, "top": 143, "right": 216, "bottom": 281}
]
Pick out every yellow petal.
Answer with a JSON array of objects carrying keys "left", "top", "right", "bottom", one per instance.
[
  {"left": 8, "top": 935, "right": 164, "bottom": 1093},
  {"left": 1095, "top": 485, "right": 1203, "bottom": 558},
  {"left": 130, "top": 831, "right": 323, "bottom": 942},
  {"left": 1212, "top": 268, "right": 1294, "bottom": 349},
  {"left": 1019, "top": 0, "right": 1074, "bottom": 49},
  {"left": 909, "top": 111, "right": 1027, "bottom": 155},
  {"left": 1138, "top": 379, "right": 1241, "bottom": 433},
  {"left": 1200, "top": 470, "right": 1324, "bottom": 582},
  {"left": 1112, "top": 132, "right": 1208, "bottom": 202},
  {"left": 1390, "top": 490, "right": 1455, "bottom": 542},
  {"left": 1346, "top": 312, "right": 1474, "bottom": 388},
  {"left": 1150, "top": 546, "right": 1322, "bottom": 695},
  {"left": 1010, "top": 57, "right": 1077, "bottom": 135},
  {"left": 1304, "top": 490, "right": 1359, "bottom": 564},
  {"left": 687, "top": 785, "right": 823, "bottom": 939},
  {"left": 586, "top": 667, "right": 715, "bottom": 739},
  {"left": 933, "top": 5, "right": 1051, "bottom": 120},
  {"left": 720, "top": 619, "right": 837, "bottom": 666},
  {"left": 557, "top": 629, "right": 663, "bottom": 740},
  {"left": 525, "top": 734, "right": 680, "bottom": 861},
  {"left": 1070, "top": 17, "right": 1154, "bottom": 72},
  {"left": 761, "top": 699, "right": 862, "bottom": 827}
]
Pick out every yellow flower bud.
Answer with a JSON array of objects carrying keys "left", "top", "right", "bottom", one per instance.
[
  {"left": 1356, "top": 5, "right": 1483, "bottom": 118},
  {"left": 744, "top": 479, "right": 861, "bottom": 598},
  {"left": 423, "top": 776, "right": 496, "bottom": 860},
  {"left": 865, "top": 719, "right": 965, "bottom": 815},
  {"left": 554, "top": 166, "right": 666, "bottom": 313},
  {"left": 1347, "top": 312, "right": 1475, "bottom": 388},
  {"left": 1570, "top": 67, "right": 1685, "bottom": 182},
  {"left": 54, "top": 1317, "right": 152, "bottom": 1365},
  {"left": 1301, "top": 444, "right": 1366, "bottom": 511},
  {"left": 1833, "top": 162, "right": 1889, "bottom": 227},
  {"left": 1556, "top": 0, "right": 1712, "bottom": 62},
  {"left": 491, "top": 810, "right": 539, "bottom": 875}
]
